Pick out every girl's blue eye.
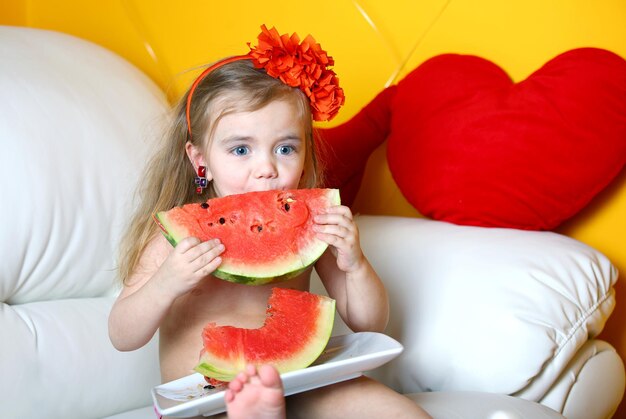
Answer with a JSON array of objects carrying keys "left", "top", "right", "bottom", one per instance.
[
  {"left": 277, "top": 145, "right": 295, "bottom": 155},
  {"left": 232, "top": 146, "right": 248, "bottom": 156}
]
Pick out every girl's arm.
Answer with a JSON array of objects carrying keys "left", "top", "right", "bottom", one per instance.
[
  {"left": 313, "top": 206, "right": 389, "bottom": 332},
  {"left": 108, "top": 234, "right": 224, "bottom": 351}
]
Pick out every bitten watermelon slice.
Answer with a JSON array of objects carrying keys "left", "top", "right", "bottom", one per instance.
[
  {"left": 194, "top": 287, "right": 336, "bottom": 382},
  {"left": 153, "top": 188, "right": 340, "bottom": 285}
]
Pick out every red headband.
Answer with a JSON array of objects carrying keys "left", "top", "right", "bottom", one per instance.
[{"left": 186, "top": 25, "right": 345, "bottom": 137}]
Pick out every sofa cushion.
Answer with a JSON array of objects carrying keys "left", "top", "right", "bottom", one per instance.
[
  {"left": 408, "top": 391, "right": 565, "bottom": 418},
  {"left": 0, "top": 26, "right": 167, "bottom": 418},
  {"left": 1, "top": 297, "right": 160, "bottom": 419},
  {"left": 0, "top": 26, "right": 167, "bottom": 305},
  {"left": 314, "top": 216, "right": 618, "bottom": 399}
]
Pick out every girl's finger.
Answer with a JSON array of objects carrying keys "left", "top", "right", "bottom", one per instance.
[
  {"left": 193, "top": 255, "right": 222, "bottom": 277},
  {"left": 314, "top": 232, "right": 340, "bottom": 247},
  {"left": 191, "top": 243, "right": 224, "bottom": 272},
  {"left": 184, "top": 238, "right": 222, "bottom": 261},
  {"left": 324, "top": 204, "right": 353, "bottom": 217},
  {"left": 315, "top": 214, "right": 354, "bottom": 230},
  {"left": 174, "top": 236, "right": 202, "bottom": 253},
  {"left": 313, "top": 223, "right": 350, "bottom": 238}
]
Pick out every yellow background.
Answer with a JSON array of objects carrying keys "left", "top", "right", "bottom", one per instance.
[{"left": 3, "top": 0, "right": 626, "bottom": 412}]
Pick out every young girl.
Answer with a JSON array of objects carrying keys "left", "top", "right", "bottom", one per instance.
[{"left": 108, "top": 25, "right": 430, "bottom": 418}]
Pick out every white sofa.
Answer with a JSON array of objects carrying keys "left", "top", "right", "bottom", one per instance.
[{"left": 1, "top": 26, "right": 623, "bottom": 419}]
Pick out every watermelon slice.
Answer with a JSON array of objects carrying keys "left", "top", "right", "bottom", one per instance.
[
  {"left": 194, "top": 287, "right": 336, "bottom": 381},
  {"left": 153, "top": 188, "right": 340, "bottom": 285}
]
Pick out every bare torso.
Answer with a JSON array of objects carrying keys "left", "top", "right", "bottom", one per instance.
[{"left": 159, "top": 264, "right": 311, "bottom": 382}]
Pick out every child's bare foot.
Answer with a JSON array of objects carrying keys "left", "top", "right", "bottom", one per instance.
[{"left": 224, "top": 364, "right": 285, "bottom": 419}]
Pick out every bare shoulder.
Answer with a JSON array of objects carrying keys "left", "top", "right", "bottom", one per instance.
[
  {"left": 120, "top": 233, "right": 172, "bottom": 296},
  {"left": 139, "top": 233, "right": 172, "bottom": 268}
]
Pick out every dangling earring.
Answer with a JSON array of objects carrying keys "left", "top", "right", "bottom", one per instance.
[{"left": 195, "top": 166, "right": 208, "bottom": 194}]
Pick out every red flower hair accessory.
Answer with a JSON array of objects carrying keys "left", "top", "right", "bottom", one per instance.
[{"left": 186, "top": 25, "right": 345, "bottom": 137}]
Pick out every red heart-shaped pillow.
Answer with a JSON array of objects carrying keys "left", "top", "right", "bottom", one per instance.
[{"left": 387, "top": 48, "right": 626, "bottom": 230}]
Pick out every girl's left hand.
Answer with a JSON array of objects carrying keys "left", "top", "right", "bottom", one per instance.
[{"left": 313, "top": 205, "right": 364, "bottom": 273}]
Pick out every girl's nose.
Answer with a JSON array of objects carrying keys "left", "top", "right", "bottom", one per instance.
[{"left": 254, "top": 155, "right": 278, "bottom": 179}]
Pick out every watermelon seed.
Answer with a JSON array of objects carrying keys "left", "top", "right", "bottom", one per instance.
[
  {"left": 204, "top": 384, "right": 215, "bottom": 390},
  {"left": 219, "top": 217, "right": 226, "bottom": 224},
  {"left": 200, "top": 202, "right": 209, "bottom": 209},
  {"left": 284, "top": 203, "right": 290, "bottom": 212}
]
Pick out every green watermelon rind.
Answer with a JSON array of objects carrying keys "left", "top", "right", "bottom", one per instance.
[
  {"left": 212, "top": 236, "right": 330, "bottom": 285},
  {"left": 213, "top": 265, "right": 309, "bottom": 285},
  {"left": 153, "top": 189, "right": 340, "bottom": 285},
  {"left": 192, "top": 363, "right": 239, "bottom": 383},
  {"left": 152, "top": 213, "right": 186, "bottom": 247},
  {"left": 193, "top": 296, "right": 336, "bottom": 381}
]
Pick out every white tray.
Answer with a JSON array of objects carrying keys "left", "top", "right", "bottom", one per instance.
[{"left": 152, "top": 331, "right": 403, "bottom": 417}]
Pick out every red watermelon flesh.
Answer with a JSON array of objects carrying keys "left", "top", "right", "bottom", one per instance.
[
  {"left": 153, "top": 188, "right": 340, "bottom": 285},
  {"left": 194, "top": 287, "right": 336, "bottom": 381}
]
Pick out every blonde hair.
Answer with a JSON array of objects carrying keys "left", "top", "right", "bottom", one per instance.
[{"left": 118, "top": 60, "right": 322, "bottom": 284}]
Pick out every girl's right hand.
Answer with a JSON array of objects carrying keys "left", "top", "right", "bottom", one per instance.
[{"left": 154, "top": 237, "right": 225, "bottom": 299}]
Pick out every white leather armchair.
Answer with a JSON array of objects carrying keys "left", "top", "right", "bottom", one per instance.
[
  {"left": 311, "top": 217, "right": 624, "bottom": 419},
  {"left": 1, "top": 26, "right": 623, "bottom": 419},
  {"left": 0, "top": 25, "right": 165, "bottom": 418}
]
